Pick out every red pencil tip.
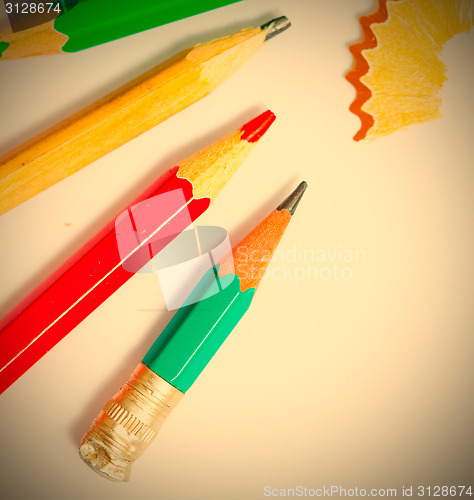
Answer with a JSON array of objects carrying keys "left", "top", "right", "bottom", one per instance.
[{"left": 240, "top": 110, "right": 276, "bottom": 143}]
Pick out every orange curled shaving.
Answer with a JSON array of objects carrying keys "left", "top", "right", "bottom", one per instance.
[{"left": 346, "top": 0, "right": 396, "bottom": 141}]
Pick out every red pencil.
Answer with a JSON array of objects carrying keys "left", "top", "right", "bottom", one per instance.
[{"left": 0, "top": 110, "right": 275, "bottom": 395}]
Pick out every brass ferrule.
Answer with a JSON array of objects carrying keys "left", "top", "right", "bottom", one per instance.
[{"left": 78, "top": 363, "right": 184, "bottom": 482}]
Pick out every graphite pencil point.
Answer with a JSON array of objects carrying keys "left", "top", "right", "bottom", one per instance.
[
  {"left": 277, "top": 181, "right": 308, "bottom": 215},
  {"left": 261, "top": 16, "right": 291, "bottom": 41},
  {"left": 219, "top": 182, "right": 307, "bottom": 291}
]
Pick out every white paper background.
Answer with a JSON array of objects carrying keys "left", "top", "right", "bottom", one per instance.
[{"left": 0, "top": 1, "right": 473, "bottom": 499}]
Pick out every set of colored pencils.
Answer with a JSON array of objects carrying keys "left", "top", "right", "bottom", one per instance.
[{"left": 0, "top": 7, "right": 306, "bottom": 482}]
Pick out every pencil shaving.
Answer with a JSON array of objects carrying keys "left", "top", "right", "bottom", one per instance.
[{"left": 346, "top": 0, "right": 473, "bottom": 141}]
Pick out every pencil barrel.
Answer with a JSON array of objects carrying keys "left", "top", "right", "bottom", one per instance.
[{"left": 79, "top": 363, "right": 183, "bottom": 482}]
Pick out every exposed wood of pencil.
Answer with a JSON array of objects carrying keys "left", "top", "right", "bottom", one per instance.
[
  {"left": 219, "top": 181, "right": 307, "bottom": 292},
  {"left": 0, "top": 25, "right": 267, "bottom": 215},
  {"left": 177, "top": 108, "right": 276, "bottom": 200},
  {"left": 0, "top": 21, "right": 68, "bottom": 58}
]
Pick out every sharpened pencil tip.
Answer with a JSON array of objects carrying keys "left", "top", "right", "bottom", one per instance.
[
  {"left": 277, "top": 181, "right": 307, "bottom": 216},
  {"left": 240, "top": 110, "right": 276, "bottom": 143},
  {"left": 261, "top": 16, "right": 291, "bottom": 41}
]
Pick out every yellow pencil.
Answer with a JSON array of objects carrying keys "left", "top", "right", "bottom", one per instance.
[{"left": 0, "top": 16, "right": 290, "bottom": 215}]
